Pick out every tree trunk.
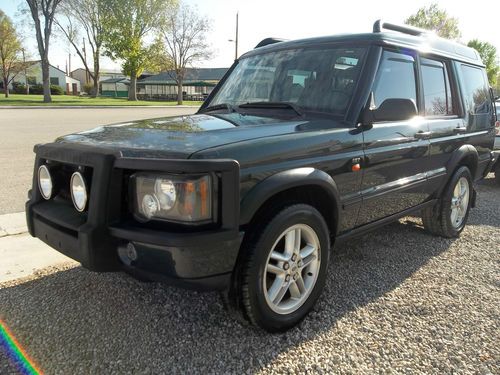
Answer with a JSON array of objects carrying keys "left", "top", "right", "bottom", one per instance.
[
  {"left": 41, "top": 56, "right": 51, "bottom": 103},
  {"left": 128, "top": 72, "right": 137, "bottom": 101},
  {"left": 177, "top": 80, "right": 183, "bottom": 105},
  {"left": 3, "top": 77, "right": 9, "bottom": 98},
  {"left": 92, "top": 50, "right": 100, "bottom": 98}
]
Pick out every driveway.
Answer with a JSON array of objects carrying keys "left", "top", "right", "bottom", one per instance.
[
  {"left": 0, "top": 176, "right": 498, "bottom": 374},
  {"left": 0, "top": 107, "right": 197, "bottom": 214}
]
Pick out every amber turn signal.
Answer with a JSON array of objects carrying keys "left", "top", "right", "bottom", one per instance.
[{"left": 351, "top": 163, "right": 361, "bottom": 172}]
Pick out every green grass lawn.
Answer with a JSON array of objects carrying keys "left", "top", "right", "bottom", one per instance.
[{"left": 0, "top": 94, "right": 201, "bottom": 107}]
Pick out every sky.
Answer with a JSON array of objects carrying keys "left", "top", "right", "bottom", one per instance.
[{"left": 1, "top": 0, "right": 499, "bottom": 72}]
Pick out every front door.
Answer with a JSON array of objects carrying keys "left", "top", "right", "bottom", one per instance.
[{"left": 357, "top": 49, "right": 430, "bottom": 226}]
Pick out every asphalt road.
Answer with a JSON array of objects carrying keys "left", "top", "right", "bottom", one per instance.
[
  {"left": 0, "top": 107, "right": 197, "bottom": 214},
  {"left": 0, "top": 176, "right": 498, "bottom": 374}
]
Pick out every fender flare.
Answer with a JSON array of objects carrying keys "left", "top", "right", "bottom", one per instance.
[
  {"left": 446, "top": 144, "right": 479, "bottom": 178},
  {"left": 239, "top": 167, "right": 341, "bottom": 233}
]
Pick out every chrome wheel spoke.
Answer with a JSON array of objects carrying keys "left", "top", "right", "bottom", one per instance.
[
  {"left": 300, "top": 244, "right": 315, "bottom": 259},
  {"left": 270, "top": 251, "right": 289, "bottom": 262},
  {"left": 267, "top": 263, "right": 285, "bottom": 275},
  {"left": 268, "top": 277, "right": 289, "bottom": 305},
  {"left": 295, "top": 275, "right": 307, "bottom": 294},
  {"left": 301, "top": 254, "right": 317, "bottom": 269},
  {"left": 450, "top": 177, "right": 469, "bottom": 229},
  {"left": 288, "top": 281, "right": 301, "bottom": 299}
]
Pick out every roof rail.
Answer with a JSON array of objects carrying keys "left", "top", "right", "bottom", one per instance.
[
  {"left": 373, "top": 19, "right": 428, "bottom": 36},
  {"left": 254, "top": 38, "right": 287, "bottom": 49}
]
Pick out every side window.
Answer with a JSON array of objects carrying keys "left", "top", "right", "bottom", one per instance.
[
  {"left": 50, "top": 77, "right": 60, "bottom": 86},
  {"left": 460, "top": 64, "right": 492, "bottom": 129},
  {"left": 421, "top": 58, "right": 454, "bottom": 116},
  {"left": 373, "top": 50, "right": 417, "bottom": 108}
]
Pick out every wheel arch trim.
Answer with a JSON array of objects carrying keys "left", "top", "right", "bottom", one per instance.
[{"left": 239, "top": 168, "right": 341, "bottom": 233}]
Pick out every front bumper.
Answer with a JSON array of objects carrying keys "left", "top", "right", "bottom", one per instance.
[{"left": 26, "top": 143, "right": 242, "bottom": 291}]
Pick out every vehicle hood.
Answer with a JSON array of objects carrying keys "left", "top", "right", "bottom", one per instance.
[{"left": 56, "top": 113, "right": 307, "bottom": 158}]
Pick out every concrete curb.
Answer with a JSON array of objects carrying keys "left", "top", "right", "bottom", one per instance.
[
  {"left": 0, "top": 212, "right": 28, "bottom": 237},
  {"left": 0, "top": 105, "right": 200, "bottom": 109}
]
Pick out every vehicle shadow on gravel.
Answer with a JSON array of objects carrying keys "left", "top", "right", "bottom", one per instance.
[{"left": 0, "top": 215, "right": 465, "bottom": 374}]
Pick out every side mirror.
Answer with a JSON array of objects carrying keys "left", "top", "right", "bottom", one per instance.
[{"left": 361, "top": 94, "right": 418, "bottom": 125}]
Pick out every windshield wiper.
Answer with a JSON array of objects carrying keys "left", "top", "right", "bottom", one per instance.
[
  {"left": 238, "top": 101, "right": 303, "bottom": 117},
  {"left": 201, "top": 103, "right": 239, "bottom": 114}
]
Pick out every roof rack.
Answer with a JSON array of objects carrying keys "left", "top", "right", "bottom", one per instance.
[
  {"left": 254, "top": 38, "right": 287, "bottom": 49},
  {"left": 373, "top": 19, "right": 428, "bottom": 36}
]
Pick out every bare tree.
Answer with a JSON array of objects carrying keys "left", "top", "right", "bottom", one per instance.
[
  {"left": 55, "top": 0, "right": 104, "bottom": 97},
  {"left": 24, "top": 0, "right": 63, "bottom": 103},
  {"left": 162, "top": 4, "right": 212, "bottom": 105}
]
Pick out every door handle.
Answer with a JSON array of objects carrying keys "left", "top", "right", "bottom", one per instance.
[
  {"left": 453, "top": 127, "right": 467, "bottom": 134},
  {"left": 414, "top": 131, "right": 432, "bottom": 140}
]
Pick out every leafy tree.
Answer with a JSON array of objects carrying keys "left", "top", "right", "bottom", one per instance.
[
  {"left": 0, "top": 10, "right": 28, "bottom": 97},
  {"left": 467, "top": 39, "right": 499, "bottom": 86},
  {"left": 101, "top": 0, "right": 172, "bottom": 101},
  {"left": 24, "top": 0, "right": 63, "bottom": 103},
  {"left": 405, "top": 3, "right": 461, "bottom": 40},
  {"left": 56, "top": 0, "right": 105, "bottom": 97},
  {"left": 161, "top": 3, "right": 212, "bottom": 105}
]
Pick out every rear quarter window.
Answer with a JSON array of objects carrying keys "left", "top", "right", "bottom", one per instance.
[{"left": 460, "top": 64, "right": 492, "bottom": 129}]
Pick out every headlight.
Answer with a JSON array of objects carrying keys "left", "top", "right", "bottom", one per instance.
[
  {"left": 70, "top": 172, "right": 88, "bottom": 212},
  {"left": 133, "top": 173, "right": 213, "bottom": 223},
  {"left": 38, "top": 165, "right": 53, "bottom": 200}
]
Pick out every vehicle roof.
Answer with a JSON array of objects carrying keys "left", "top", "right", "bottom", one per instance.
[{"left": 243, "top": 32, "right": 483, "bottom": 67}]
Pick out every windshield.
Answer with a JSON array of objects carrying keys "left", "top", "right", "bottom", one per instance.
[{"left": 207, "top": 46, "right": 366, "bottom": 115}]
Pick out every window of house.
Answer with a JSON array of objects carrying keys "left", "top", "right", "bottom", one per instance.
[
  {"left": 50, "top": 77, "right": 59, "bottom": 86},
  {"left": 373, "top": 50, "right": 417, "bottom": 108},
  {"left": 421, "top": 58, "right": 454, "bottom": 116},
  {"left": 27, "top": 76, "right": 37, "bottom": 85}
]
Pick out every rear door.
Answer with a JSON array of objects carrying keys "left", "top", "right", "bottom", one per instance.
[
  {"left": 356, "top": 49, "right": 431, "bottom": 226},
  {"left": 420, "top": 57, "right": 464, "bottom": 193},
  {"left": 455, "top": 63, "right": 496, "bottom": 177}
]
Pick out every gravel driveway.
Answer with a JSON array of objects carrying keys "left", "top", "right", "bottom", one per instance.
[{"left": 0, "top": 176, "right": 498, "bottom": 374}]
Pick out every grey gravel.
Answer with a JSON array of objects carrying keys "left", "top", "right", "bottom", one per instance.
[{"left": 0, "top": 175, "right": 499, "bottom": 374}]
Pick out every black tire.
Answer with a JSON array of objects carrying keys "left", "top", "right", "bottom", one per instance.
[
  {"left": 230, "top": 204, "right": 330, "bottom": 332},
  {"left": 422, "top": 166, "right": 473, "bottom": 238},
  {"left": 494, "top": 162, "right": 500, "bottom": 185}
]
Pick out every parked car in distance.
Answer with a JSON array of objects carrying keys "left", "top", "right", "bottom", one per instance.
[{"left": 26, "top": 20, "right": 496, "bottom": 332}]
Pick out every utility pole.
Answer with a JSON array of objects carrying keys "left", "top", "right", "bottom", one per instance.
[
  {"left": 228, "top": 12, "right": 239, "bottom": 61},
  {"left": 22, "top": 48, "right": 29, "bottom": 95},
  {"left": 235, "top": 12, "right": 239, "bottom": 60}
]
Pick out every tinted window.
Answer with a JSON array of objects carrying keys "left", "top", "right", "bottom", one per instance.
[
  {"left": 373, "top": 51, "right": 417, "bottom": 107},
  {"left": 421, "top": 58, "right": 453, "bottom": 116},
  {"left": 460, "top": 65, "right": 492, "bottom": 129},
  {"left": 209, "top": 47, "right": 366, "bottom": 115},
  {"left": 50, "top": 77, "right": 59, "bottom": 86}
]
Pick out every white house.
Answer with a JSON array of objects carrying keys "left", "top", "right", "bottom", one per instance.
[
  {"left": 71, "top": 67, "right": 126, "bottom": 89},
  {"left": 5, "top": 61, "right": 80, "bottom": 94}
]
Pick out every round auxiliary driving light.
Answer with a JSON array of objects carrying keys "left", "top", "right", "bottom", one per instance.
[
  {"left": 38, "top": 165, "right": 53, "bottom": 200},
  {"left": 141, "top": 194, "right": 159, "bottom": 219},
  {"left": 70, "top": 172, "right": 88, "bottom": 212}
]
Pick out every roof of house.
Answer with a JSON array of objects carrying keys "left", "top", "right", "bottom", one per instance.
[
  {"left": 24, "top": 60, "right": 68, "bottom": 75},
  {"left": 138, "top": 68, "right": 228, "bottom": 85},
  {"left": 101, "top": 77, "right": 130, "bottom": 84},
  {"left": 71, "top": 67, "right": 124, "bottom": 75}
]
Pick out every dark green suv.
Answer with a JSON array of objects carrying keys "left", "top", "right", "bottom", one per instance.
[{"left": 26, "top": 21, "right": 496, "bottom": 332}]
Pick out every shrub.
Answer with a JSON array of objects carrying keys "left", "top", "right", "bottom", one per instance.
[
  {"left": 50, "top": 85, "right": 64, "bottom": 95},
  {"left": 83, "top": 82, "right": 94, "bottom": 95},
  {"left": 12, "top": 82, "right": 27, "bottom": 94}
]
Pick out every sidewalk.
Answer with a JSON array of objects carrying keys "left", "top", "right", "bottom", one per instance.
[{"left": 0, "top": 212, "right": 76, "bottom": 283}]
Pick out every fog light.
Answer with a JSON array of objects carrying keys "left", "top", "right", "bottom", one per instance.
[
  {"left": 70, "top": 172, "right": 88, "bottom": 212},
  {"left": 126, "top": 243, "right": 138, "bottom": 261},
  {"left": 38, "top": 165, "right": 53, "bottom": 200}
]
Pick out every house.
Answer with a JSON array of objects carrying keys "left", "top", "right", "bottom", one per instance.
[
  {"left": 3, "top": 61, "right": 80, "bottom": 94},
  {"left": 70, "top": 67, "right": 125, "bottom": 89},
  {"left": 137, "top": 68, "right": 228, "bottom": 100},
  {"left": 101, "top": 77, "right": 130, "bottom": 97}
]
